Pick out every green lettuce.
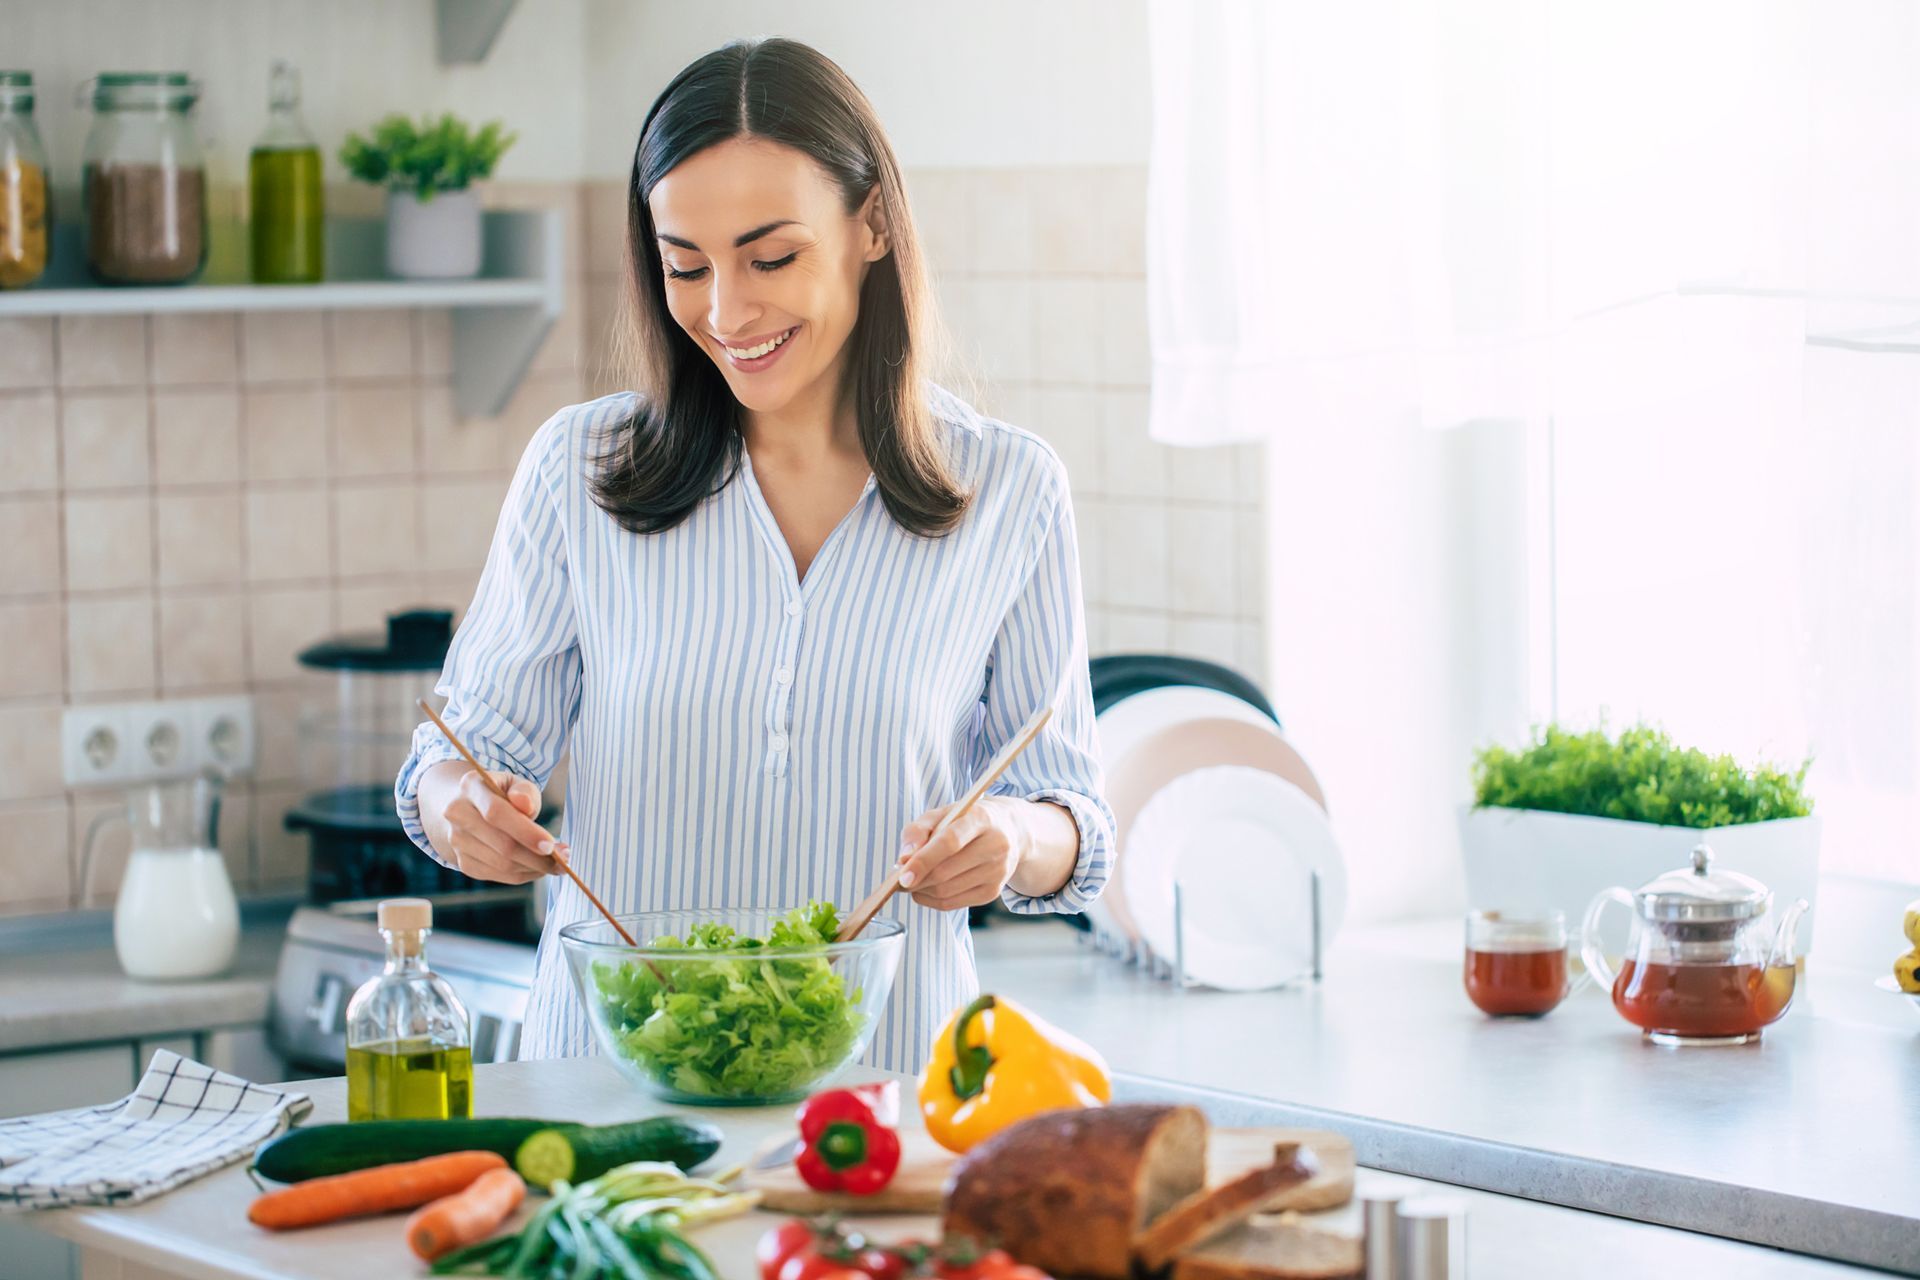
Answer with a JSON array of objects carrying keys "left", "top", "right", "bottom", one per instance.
[{"left": 588, "top": 902, "right": 866, "bottom": 1099}]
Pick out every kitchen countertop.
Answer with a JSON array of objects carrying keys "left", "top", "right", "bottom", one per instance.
[
  {"left": 18, "top": 1056, "right": 1878, "bottom": 1280},
  {"left": 0, "top": 908, "right": 290, "bottom": 1054},
  {"left": 970, "top": 917, "right": 1920, "bottom": 1274}
]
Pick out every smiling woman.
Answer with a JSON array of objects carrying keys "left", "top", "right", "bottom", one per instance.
[{"left": 396, "top": 37, "right": 1115, "bottom": 1075}]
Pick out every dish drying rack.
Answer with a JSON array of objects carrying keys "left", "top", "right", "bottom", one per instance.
[{"left": 1080, "top": 870, "right": 1325, "bottom": 990}]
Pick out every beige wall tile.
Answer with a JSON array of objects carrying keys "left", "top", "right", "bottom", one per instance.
[
  {"left": 958, "top": 278, "right": 1033, "bottom": 386},
  {"left": 414, "top": 309, "right": 453, "bottom": 379},
  {"left": 1084, "top": 605, "right": 1112, "bottom": 655},
  {"left": 243, "top": 387, "right": 329, "bottom": 481},
  {"left": 1102, "top": 499, "right": 1170, "bottom": 611},
  {"left": 584, "top": 179, "right": 629, "bottom": 277},
  {"left": 0, "top": 701, "right": 66, "bottom": 802},
  {"left": 0, "top": 497, "right": 61, "bottom": 595},
  {"left": 967, "top": 170, "right": 1033, "bottom": 276},
  {"left": 1107, "top": 608, "right": 1171, "bottom": 651},
  {"left": 1072, "top": 497, "right": 1106, "bottom": 607},
  {"left": 246, "top": 486, "right": 331, "bottom": 582},
  {"left": 1098, "top": 277, "right": 1149, "bottom": 387},
  {"left": 156, "top": 491, "right": 245, "bottom": 586},
  {"left": 254, "top": 784, "right": 310, "bottom": 887},
  {"left": 335, "top": 579, "right": 426, "bottom": 633},
  {"left": 240, "top": 312, "right": 326, "bottom": 384},
  {"left": 491, "top": 371, "right": 584, "bottom": 469},
  {"left": 64, "top": 493, "right": 153, "bottom": 592},
  {"left": 213, "top": 779, "right": 255, "bottom": 889},
  {"left": 153, "top": 389, "right": 243, "bottom": 486},
  {"left": 1236, "top": 620, "right": 1267, "bottom": 684},
  {"left": 1100, "top": 389, "right": 1171, "bottom": 501},
  {"left": 57, "top": 315, "right": 148, "bottom": 389},
  {"left": 251, "top": 685, "right": 308, "bottom": 782},
  {"left": 1032, "top": 387, "right": 1102, "bottom": 496},
  {"left": 1169, "top": 506, "right": 1238, "bottom": 615},
  {"left": 334, "top": 481, "right": 419, "bottom": 577},
  {"left": 418, "top": 385, "right": 498, "bottom": 474},
  {"left": 151, "top": 312, "right": 239, "bottom": 387},
  {"left": 331, "top": 383, "right": 417, "bottom": 478},
  {"left": 1030, "top": 169, "right": 1107, "bottom": 277},
  {"left": 905, "top": 169, "right": 973, "bottom": 278},
  {"left": 0, "top": 318, "right": 56, "bottom": 390},
  {"left": 420, "top": 569, "right": 482, "bottom": 622},
  {"left": 327, "top": 309, "right": 414, "bottom": 380},
  {"left": 159, "top": 590, "right": 248, "bottom": 691},
  {"left": 1168, "top": 444, "right": 1235, "bottom": 504},
  {"left": 1171, "top": 615, "right": 1240, "bottom": 671},
  {"left": 1092, "top": 167, "right": 1149, "bottom": 278},
  {"left": 0, "top": 600, "right": 63, "bottom": 698},
  {"left": 1034, "top": 278, "right": 1105, "bottom": 385},
  {"left": 0, "top": 800, "right": 72, "bottom": 912},
  {"left": 584, "top": 277, "right": 628, "bottom": 399},
  {"left": 421, "top": 477, "right": 509, "bottom": 573},
  {"left": 61, "top": 390, "right": 151, "bottom": 489},
  {"left": 247, "top": 586, "right": 332, "bottom": 681},
  {"left": 1235, "top": 443, "right": 1266, "bottom": 506},
  {"left": 67, "top": 593, "right": 157, "bottom": 696},
  {"left": 0, "top": 390, "right": 59, "bottom": 494},
  {"left": 1236, "top": 508, "right": 1265, "bottom": 617},
  {"left": 530, "top": 301, "right": 584, "bottom": 375}
]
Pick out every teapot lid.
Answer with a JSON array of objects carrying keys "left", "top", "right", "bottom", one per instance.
[{"left": 1636, "top": 843, "right": 1770, "bottom": 922}]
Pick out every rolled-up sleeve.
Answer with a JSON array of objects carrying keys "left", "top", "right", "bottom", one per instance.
[
  {"left": 982, "top": 470, "right": 1115, "bottom": 915},
  {"left": 395, "top": 412, "right": 582, "bottom": 867}
]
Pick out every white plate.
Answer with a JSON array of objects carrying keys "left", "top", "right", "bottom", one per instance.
[
  {"left": 1124, "top": 766, "right": 1347, "bottom": 990},
  {"left": 1096, "top": 685, "right": 1277, "bottom": 773},
  {"left": 1873, "top": 974, "right": 1920, "bottom": 1025}
]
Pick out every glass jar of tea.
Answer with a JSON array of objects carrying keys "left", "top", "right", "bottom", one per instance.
[
  {"left": 79, "top": 72, "right": 208, "bottom": 284},
  {"left": 1464, "top": 909, "right": 1587, "bottom": 1017},
  {"left": 1580, "top": 843, "right": 1807, "bottom": 1045},
  {"left": 0, "top": 72, "right": 51, "bottom": 289}
]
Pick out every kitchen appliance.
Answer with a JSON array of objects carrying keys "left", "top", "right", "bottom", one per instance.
[
  {"left": 80, "top": 771, "right": 239, "bottom": 980},
  {"left": 288, "top": 608, "right": 469, "bottom": 902},
  {"left": 270, "top": 888, "right": 537, "bottom": 1074},
  {"left": 1581, "top": 843, "right": 1807, "bottom": 1045}
]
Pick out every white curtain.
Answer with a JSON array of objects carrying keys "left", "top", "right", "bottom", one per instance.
[{"left": 1148, "top": 0, "right": 1920, "bottom": 907}]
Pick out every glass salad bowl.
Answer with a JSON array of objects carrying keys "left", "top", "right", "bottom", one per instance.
[{"left": 558, "top": 905, "right": 905, "bottom": 1106}]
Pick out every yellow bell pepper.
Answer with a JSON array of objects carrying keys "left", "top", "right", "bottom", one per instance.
[{"left": 918, "top": 993, "right": 1112, "bottom": 1154}]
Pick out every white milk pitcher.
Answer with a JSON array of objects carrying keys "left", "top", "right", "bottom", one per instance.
[{"left": 85, "top": 773, "right": 240, "bottom": 980}]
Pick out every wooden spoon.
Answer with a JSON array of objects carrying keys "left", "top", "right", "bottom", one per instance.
[
  {"left": 415, "top": 698, "right": 643, "bottom": 956},
  {"left": 836, "top": 704, "right": 1056, "bottom": 942}
]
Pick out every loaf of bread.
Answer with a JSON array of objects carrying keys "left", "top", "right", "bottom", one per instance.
[
  {"left": 942, "top": 1104, "right": 1207, "bottom": 1280},
  {"left": 1171, "top": 1218, "right": 1364, "bottom": 1280},
  {"left": 1135, "top": 1142, "right": 1321, "bottom": 1271}
]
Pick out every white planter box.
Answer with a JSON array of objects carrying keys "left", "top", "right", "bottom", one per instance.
[
  {"left": 1458, "top": 805, "right": 1822, "bottom": 955},
  {"left": 386, "top": 188, "right": 482, "bottom": 279}
]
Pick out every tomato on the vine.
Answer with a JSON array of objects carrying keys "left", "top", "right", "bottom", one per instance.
[{"left": 757, "top": 1219, "right": 819, "bottom": 1280}]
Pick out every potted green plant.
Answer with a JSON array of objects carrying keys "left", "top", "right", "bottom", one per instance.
[
  {"left": 341, "top": 112, "right": 515, "bottom": 279},
  {"left": 1461, "top": 723, "right": 1820, "bottom": 953}
]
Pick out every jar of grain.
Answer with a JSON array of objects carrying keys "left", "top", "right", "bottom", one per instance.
[
  {"left": 79, "top": 72, "right": 208, "bottom": 285},
  {"left": 0, "top": 72, "right": 50, "bottom": 289}
]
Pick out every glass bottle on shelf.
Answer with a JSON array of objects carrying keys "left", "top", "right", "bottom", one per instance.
[
  {"left": 79, "top": 72, "right": 208, "bottom": 284},
  {"left": 344, "top": 898, "right": 475, "bottom": 1121},
  {"left": 0, "top": 71, "right": 50, "bottom": 288},
  {"left": 249, "top": 60, "right": 323, "bottom": 284}
]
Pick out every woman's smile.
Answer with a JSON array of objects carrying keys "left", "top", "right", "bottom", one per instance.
[{"left": 717, "top": 323, "right": 800, "bottom": 371}]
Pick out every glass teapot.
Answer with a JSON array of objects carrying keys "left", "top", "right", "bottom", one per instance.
[{"left": 1580, "top": 843, "right": 1807, "bottom": 1046}]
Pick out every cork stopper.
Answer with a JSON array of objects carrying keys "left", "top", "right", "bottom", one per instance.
[{"left": 378, "top": 897, "right": 432, "bottom": 932}]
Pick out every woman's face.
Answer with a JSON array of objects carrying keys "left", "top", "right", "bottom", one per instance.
[{"left": 649, "top": 136, "right": 890, "bottom": 418}]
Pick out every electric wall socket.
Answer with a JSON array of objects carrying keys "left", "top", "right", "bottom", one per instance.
[{"left": 61, "top": 696, "right": 258, "bottom": 789}]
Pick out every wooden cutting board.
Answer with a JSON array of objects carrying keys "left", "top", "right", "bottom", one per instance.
[{"left": 742, "top": 1122, "right": 1356, "bottom": 1216}]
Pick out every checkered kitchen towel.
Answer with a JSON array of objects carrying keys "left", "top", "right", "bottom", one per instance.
[{"left": 0, "top": 1050, "right": 311, "bottom": 1210}]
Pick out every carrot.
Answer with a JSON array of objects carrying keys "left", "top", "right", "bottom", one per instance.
[
  {"left": 405, "top": 1166, "right": 527, "bottom": 1261},
  {"left": 247, "top": 1150, "right": 507, "bottom": 1231}
]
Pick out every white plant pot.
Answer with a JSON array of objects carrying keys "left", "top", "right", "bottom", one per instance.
[
  {"left": 1458, "top": 805, "right": 1823, "bottom": 957},
  {"left": 386, "top": 188, "right": 482, "bottom": 279}
]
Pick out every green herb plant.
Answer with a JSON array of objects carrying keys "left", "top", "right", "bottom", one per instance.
[
  {"left": 1472, "top": 722, "right": 1812, "bottom": 829},
  {"left": 590, "top": 902, "right": 866, "bottom": 1101},
  {"left": 340, "top": 113, "right": 516, "bottom": 200}
]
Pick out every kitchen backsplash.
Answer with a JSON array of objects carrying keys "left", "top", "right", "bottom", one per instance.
[{"left": 0, "top": 165, "right": 1263, "bottom": 919}]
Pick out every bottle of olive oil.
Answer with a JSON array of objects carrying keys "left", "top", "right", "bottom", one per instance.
[
  {"left": 345, "top": 898, "right": 474, "bottom": 1121},
  {"left": 248, "top": 60, "right": 323, "bottom": 283}
]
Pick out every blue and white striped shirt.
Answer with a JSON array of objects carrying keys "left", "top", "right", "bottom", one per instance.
[{"left": 395, "top": 384, "right": 1114, "bottom": 1074}]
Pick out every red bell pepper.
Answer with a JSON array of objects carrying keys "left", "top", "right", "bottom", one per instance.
[{"left": 794, "top": 1081, "right": 902, "bottom": 1196}]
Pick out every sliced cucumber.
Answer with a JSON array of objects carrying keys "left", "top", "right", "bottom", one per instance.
[{"left": 514, "top": 1116, "right": 720, "bottom": 1189}]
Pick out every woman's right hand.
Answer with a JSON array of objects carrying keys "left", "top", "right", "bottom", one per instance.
[{"left": 418, "top": 761, "right": 569, "bottom": 885}]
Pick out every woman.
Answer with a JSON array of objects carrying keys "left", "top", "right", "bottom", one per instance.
[{"left": 396, "top": 37, "right": 1112, "bottom": 1073}]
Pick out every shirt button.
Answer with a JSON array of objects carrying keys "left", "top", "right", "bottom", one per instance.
[
  {"left": 770, "top": 733, "right": 788, "bottom": 750},
  {"left": 785, "top": 600, "right": 803, "bottom": 618},
  {"left": 775, "top": 667, "right": 792, "bottom": 684}
]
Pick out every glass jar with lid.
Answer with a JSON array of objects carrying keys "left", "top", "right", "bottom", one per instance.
[
  {"left": 0, "top": 71, "right": 50, "bottom": 288},
  {"left": 79, "top": 72, "right": 208, "bottom": 284}
]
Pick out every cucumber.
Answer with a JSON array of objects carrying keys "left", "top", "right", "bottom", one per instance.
[
  {"left": 514, "top": 1117, "right": 721, "bottom": 1189},
  {"left": 253, "top": 1115, "right": 720, "bottom": 1184}
]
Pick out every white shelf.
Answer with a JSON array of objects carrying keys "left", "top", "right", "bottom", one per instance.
[{"left": 1, "top": 208, "right": 565, "bottom": 416}]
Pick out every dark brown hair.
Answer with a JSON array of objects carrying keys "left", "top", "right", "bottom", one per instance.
[{"left": 591, "top": 38, "right": 969, "bottom": 537}]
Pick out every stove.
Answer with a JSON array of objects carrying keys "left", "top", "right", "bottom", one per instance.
[{"left": 269, "top": 886, "right": 541, "bottom": 1072}]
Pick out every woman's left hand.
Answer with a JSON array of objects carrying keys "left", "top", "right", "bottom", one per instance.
[{"left": 894, "top": 797, "right": 1033, "bottom": 911}]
